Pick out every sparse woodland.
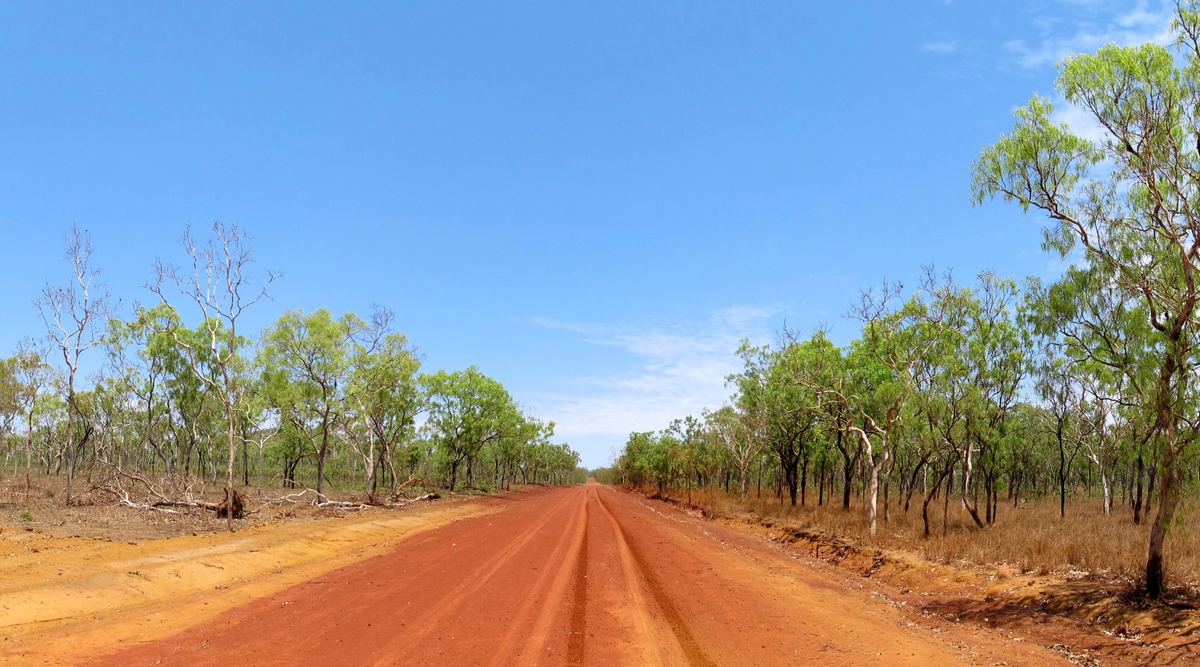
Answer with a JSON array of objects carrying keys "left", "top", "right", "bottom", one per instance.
[
  {"left": 605, "top": 4, "right": 1200, "bottom": 601},
  {"left": 0, "top": 223, "right": 584, "bottom": 530}
]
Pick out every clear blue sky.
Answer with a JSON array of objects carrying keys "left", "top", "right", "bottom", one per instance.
[{"left": 0, "top": 1, "right": 1169, "bottom": 467}]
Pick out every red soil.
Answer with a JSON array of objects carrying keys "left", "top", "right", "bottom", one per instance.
[{"left": 86, "top": 484, "right": 1071, "bottom": 666}]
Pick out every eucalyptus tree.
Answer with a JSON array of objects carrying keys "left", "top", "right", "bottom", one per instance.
[
  {"left": 36, "top": 225, "right": 114, "bottom": 505},
  {"left": 346, "top": 308, "right": 423, "bottom": 495},
  {"left": 667, "top": 415, "right": 707, "bottom": 503},
  {"left": 951, "top": 273, "right": 1031, "bottom": 527},
  {"left": 149, "top": 223, "right": 276, "bottom": 530},
  {"left": 906, "top": 336, "right": 966, "bottom": 537},
  {"left": 620, "top": 431, "right": 676, "bottom": 493},
  {"left": 518, "top": 424, "right": 568, "bottom": 484},
  {"left": 732, "top": 337, "right": 827, "bottom": 506},
  {"left": 1035, "top": 358, "right": 1092, "bottom": 519},
  {"left": 238, "top": 376, "right": 278, "bottom": 494},
  {"left": 89, "top": 372, "right": 137, "bottom": 470},
  {"left": 545, "top": 443, "right": 582, "bottom": 484},
  {"left": 496, "top": 412, "right": 550, "bottom": 489},
  {"left": 1078, "top": 381, "right": 1119, "bottom": 516},
  {"left": 971, "top": 3, "right": 1200, "bottom": 596},
  {"left": 490, "top": 412, "right": 531, "bottom": 488},
  {"left": 1002, "top": 403, "right": 1044, "bottom": 507},
  {"left": 420, "top": 367, "right": 517, "bottom": 492},
  {"left": 619, "top": 431, "right": 655, "bottom": 488},
  {"left": 107, "top": 309, "right": 171, "bottom": 477},
  {"left": 799, "top": 274, "right": 962, "bottom": 535},
  {"left": 707, "top": 405, "right": 758, "bottom": 499},
  {"left": 13, "top": 340, "right": 54, "bottom": 497},
  {"left": 109, "top": 303, "right": 224, "bottom": 481},
  {"left": 1028, "top": 265, "right": 1158, "bottom": 520},
  {"left": 0, "top": 357, "right": 21, "bottom": 468},
  {"left": 261, "top": 308, "right": 365, "bottom": 500}
]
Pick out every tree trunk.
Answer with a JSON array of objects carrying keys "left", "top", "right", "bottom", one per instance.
[
  {"left": 1135, "top": 453, "right": 1145, "bottom": 524},
  {"left": 942, "top": 467, "right": 952, "bottom": 538},
  {"left": 25, "top": 412, "right": 34, "bottom": 506},
  {"left": 1057, "top": 418, "right": 1067, "bottom": 519},
  {"left": 226, "top": 405, "right": 236, "bottom": 532},
  {"left": 921, "top": 466, "right": 950, "bottom": 539},
  {"left": 65, "top": 385, "right": 76, "bottom": 505},
  {"left": 817, "top": 457, "right": 825, "bottom": 506},
  {"left": 960, "top": 444, "right": 986, "bottom": 529},
  {"left": 799, "top": 453, "right": 808, "bottom": 506},
  {"left": 1100, "top": 463, "right": 1112, "bottom": 517},
  {"left": 1147, "top": 451, "right": 1180, "bottom": 599}
]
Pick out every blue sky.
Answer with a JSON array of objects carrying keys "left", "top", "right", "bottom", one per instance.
[{"left": 0, "top": 1, "right": 1172, "bottom": 467}]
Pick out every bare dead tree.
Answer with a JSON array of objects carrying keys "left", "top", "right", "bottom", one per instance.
[
  {"left": 34, "top": 226, "right": 113, "bottom": 505},
  {"left": 148, "top": 222, "right": 278, "bottom": 532}
]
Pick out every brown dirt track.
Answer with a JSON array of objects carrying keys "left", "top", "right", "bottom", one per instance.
[{"left": 36, "top": 482, "right": 1073, "bottom": 666}]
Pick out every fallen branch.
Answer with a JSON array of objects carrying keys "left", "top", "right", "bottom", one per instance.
[
  {"left": 370, "top": 492, "right": 440, "bottom": 507},
  {"left": 395, "top": 476, "right": 424, "bottom": 492},
  {"left": 98, "top": 484, "right": 180, "bottom": 514},
  {"left": 151, "top": 499, "right": 219, "bottom": 511},
  {"left": 317, "top": 500, "right": 371, "bottom": 510},
  {"left": 96, "top": 463, "right": 245, "bottom": 518}
]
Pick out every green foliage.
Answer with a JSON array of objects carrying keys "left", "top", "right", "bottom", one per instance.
[{"left": 972, "top": 1, "right": 1200, "bottom": 597}]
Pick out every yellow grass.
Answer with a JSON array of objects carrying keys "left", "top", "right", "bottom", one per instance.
[{"left": 655, "top": 485, "right": 1200, "bottom": 587}]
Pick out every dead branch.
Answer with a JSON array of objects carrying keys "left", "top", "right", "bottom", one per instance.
[{"left": 95, "top": 462, "right": 246, "bottom": 517}]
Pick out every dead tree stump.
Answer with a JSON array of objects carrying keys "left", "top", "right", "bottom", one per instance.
[{"left": 217, "top": 488, "right": 245, "bottom": 519}]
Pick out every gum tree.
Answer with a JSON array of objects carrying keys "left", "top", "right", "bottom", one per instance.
[
  {"left": 707, "top": 404, "right": 759, "bottom": 500},
  {"left": 973, "top": 5, "right": 1200, "bottom": 597},
  {"left": 261, "top": 308, "right": 364, "bottom": 501},
  {"left": 420, "top": 367, "right": 516, "bottom": 492},
  {"left": 13, "top": 340, "right": 54, "bottom": 499},
  {"left": 731, "top": 338, "right": 825, "bottom": 507},
  {"left": 36, "top": 225, "right": 113, "bottom": 505},
  {"left": 346, "top": 307, "right": 423, "bottom": 496},
  {"left": 798, "top": 273, "right": 961, "bottom": 536},
  {"left": 150, "top": 223, "right": 276, "bottom": 531}
]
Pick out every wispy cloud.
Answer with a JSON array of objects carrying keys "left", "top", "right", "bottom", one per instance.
[
  {"left": 923, "top": 40, "right": 958, "bottom": 54},
  {"left": 1049, "top": 94, "right": 1111, "bottom": 142},
  {"left": 1004, "top": 1, "right": 1173, "bottom": 68},
  {"left": 527, "top": 305, "right": 784, "bottom": 437}
]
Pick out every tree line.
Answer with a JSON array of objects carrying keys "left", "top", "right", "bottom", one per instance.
[
  {"left": 0, "top": 223, "right": 584, "bottom": 530},
  {"left": 609, "top": 4, "right": 1200, "bottom": 600}
]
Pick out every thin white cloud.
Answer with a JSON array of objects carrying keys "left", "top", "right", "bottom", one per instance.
[
  {"left": 1005, "top": 1, "right": 1173, "bottom": 68},
  {"left": 528, "top": 316, "right": 602, "bottom": 335},
  {"left": 1049, "top": 94, "right": 1111, "bottom": 142},
  {"left": 923, "top": 40, "right": 958, "bottom": 54},
  {"left": 528, "top": 305, "right": 783, "bottom": 437}
]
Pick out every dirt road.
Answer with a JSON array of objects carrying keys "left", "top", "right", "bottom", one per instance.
[{"left": 76, "top": 483, "right": 1069, "bottom": 666}]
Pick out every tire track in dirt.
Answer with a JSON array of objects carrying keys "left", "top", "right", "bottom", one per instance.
[
  {"left": 510, "top": 487, "right": 590, "bottom": 666},
  {"left": 596, "top": 491, "right": 716, "bottom": 667},
  {"left": 488, "top": 488, "right": 588, "bottom": 666},
  {"left": 592, "top": 488, "right": 671, "bottom": 666},
  {"left": 565, "top": 493, "right": 589, "bottom": 665},
  {"left": 376, "top": 488, "right": 579, "bottom": 657}
]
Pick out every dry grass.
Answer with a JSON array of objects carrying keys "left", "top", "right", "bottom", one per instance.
[
  {"left": 0, "top": 473, "right": 440, "bottom": 542},
  {"left": 656, "top": 486, "right": 1200, "bottom": 588}
]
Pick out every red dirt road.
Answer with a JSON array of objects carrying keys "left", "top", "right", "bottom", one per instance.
[{"left": 89, "top": 484, "right": 1069, "bottom": 666}]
